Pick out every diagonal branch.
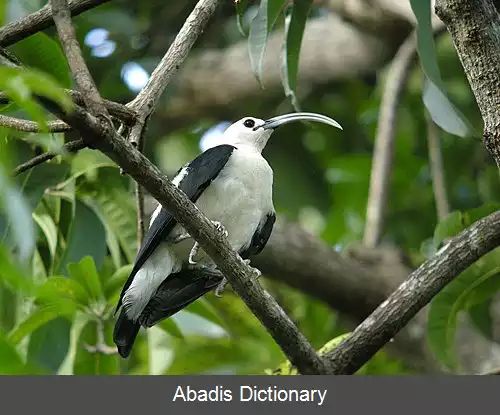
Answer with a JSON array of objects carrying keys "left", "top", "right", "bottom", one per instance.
[
  {"left": 51, "top": 0, "right": 109, "bottom": 119},
  {"left": 12, "top": 139, "right": 86, "bottom": 176},
  {"left": 325, "top": 210, "right": 500, "bottom": 374},
  {"left": 39, "top": 98, "right": 330, "bottom": 375},
  {"left": 0, "top": 0, "right": 112, "bottom": 47},
  {"left": 126, "top": 0, "right": 220, "bottom": 146}
]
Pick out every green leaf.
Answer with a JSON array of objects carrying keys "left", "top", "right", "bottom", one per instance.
[
  {"left": 16, "top": 162, "right": 70, "bottom": 210},
  {"left": 8, "top": 33, "right": 72, "bottom": 89},
  {"left": 235, "top": 0, "right": 249, "bottom": 36},
  {"left": 36, "top": 276, "right": 89, "bottom": 307},
  {"left": 248, "top": 0, "right": 285, "bottom": 85},
  {"left": 8, "top": 303, "right": 74, "bottom": 345},
  {"left": 103, "top": 264, "right": 133, "bottom": 299},
  {"left": 280, "top": 0, "right": 313, "bottom": 110},
  {"left": 468, "top": 300, "right": 494, "bottom": 342},
  {"left": 432, "top": 210, "right": 466, "bottom": 250},
  {"left": 427, "top": 251, "right": 500, "bottom": 370},
  {"left": 57, "top": 312, "right": 91, "bottom": 375},
  {"left": 56, "top": 199, "right": 107, "bottom": 275},
  {"left": 33, "top": 213, "right": 58, "bottom": 259},
  {"left": 0, "top": 246, "right": 35, "bottom": 295},
  {"left": 67, "top": 256, "right": 103, "bottom": 301},
  {"left": 0, "top": 330, "right": 46, "bottom": 374},
  {"left": 27, "top": 316, "right": 71, "bottom": 373},
  {"left": 409, "top": 0, "right": 474, "bottom": 137}
]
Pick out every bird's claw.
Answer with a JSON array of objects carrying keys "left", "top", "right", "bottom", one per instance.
[
  {"left": 215, "top": 278, "right": 228, "bottom": 297},
  {"left": 214, "top": 260, "right": 261, "bottom": 299},
  {"left": 188, "top": 221, "right": 228, "bottom": 265},
  {"left": 172, "top": 232, "right": 191, "bottom": 244},
  {"left": 244, "top": 258, "right": 261, "bottom": 280}
]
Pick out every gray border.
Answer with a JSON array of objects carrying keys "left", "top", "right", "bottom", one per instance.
[{"left": 1, "top": 376, "right": 497, "bottom": 414}]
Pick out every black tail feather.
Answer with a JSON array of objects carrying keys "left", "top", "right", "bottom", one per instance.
[{"left": 113, "top": 310, "right": 140, "bottom": 359}]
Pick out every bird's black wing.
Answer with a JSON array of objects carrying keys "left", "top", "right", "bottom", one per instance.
[
  {"left": 138, "top": 267, "right": 224, "bottom": 328},
  {"left": 115, "top": 144, "right": 236, "bottom": 313},
  {"left": 240, "top": 211, "right": 276, "bottom": 259}
]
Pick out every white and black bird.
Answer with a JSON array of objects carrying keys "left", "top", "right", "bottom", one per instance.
[{"left": 113, "top": 112, "right": 342, "bottom": 358}]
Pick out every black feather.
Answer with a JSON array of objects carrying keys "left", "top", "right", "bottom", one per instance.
[
  {"left": 139, "top": 267, "right": 223, "bottom": 328},
  {"left": 115, "top": 145, "right": 236, "bottom": 314},
  {"left": 240, "top": 211, "right": 276, "bottom": 259},
  {"left": 113, "top": 310, "right": 140, "bottom": 358}
]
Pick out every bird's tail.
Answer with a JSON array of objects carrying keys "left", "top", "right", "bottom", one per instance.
[{"left": 113, "top": 309, "right": 140, "bottom": 359}]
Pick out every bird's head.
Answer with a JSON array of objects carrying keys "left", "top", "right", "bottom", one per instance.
[{"left": 220, "top": 112, "right": 343, "bottom": 153}]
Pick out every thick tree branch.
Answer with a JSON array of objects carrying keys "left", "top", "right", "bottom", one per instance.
[
  {"left": 434, "top": 0, "right": 500, "bottom": 166},
  {"left": 0, "top": 0, "right": 111, "bottom": 47},
  {"left": 0, "top": 114, "right": 70, "bottom": 133},
  {"left": 325, "top": 211, "right": 500, "bottom": 374},
  {"left": 51, "top": 0, "right": 109, "bottom": 119},
  {"left": 12, "top": 139, "right": 86, "bottom": 176},
  {"left": 39, "top": 98, "right": 330, "bottom": 375}
]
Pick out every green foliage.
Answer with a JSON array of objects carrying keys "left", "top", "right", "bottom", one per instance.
[
  {"left": 248, "top": 0, "right": 285, "bottom": 85},
  {"left": 280, "top": 0, "right": 313, "bottom": 110},
  {"left": 428, "top": 206, "right": 500, "bottom": 371},
  {"left": 410, "top": 0, "right": 475, "bottom": 137}
]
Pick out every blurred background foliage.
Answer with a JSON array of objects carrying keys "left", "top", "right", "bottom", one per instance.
[{"left": 0, "top": 0, "right": 499, "bottom": 375}]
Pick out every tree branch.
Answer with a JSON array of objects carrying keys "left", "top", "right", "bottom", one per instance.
[
  {"left": 325, "top": 211, "right": 500, "bottom": 374},
  {"left": 434, "top": 0, "right": 500, "bottom": 166},
  {"left": 0, "top": 0, "right": 112, "bottom": 47},
  {"left": 0, "top": 90, "right": 137, "bottom": 125},
  {"left": 126, "top": 0, "right": 219, "bottom": 146},
  {"left": 363, "top": 31, "right": 419, "bottom": 248},
  {"left": 12, "top": 138, "right": 86, "bottom": 176},
  {"left": 51, "top": 0, "right": 109, "bottom": 119},
  {"left": 0, "top": 114, "right": 70, "bottom": 133}
]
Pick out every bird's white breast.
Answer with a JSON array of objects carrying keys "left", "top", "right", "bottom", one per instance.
[{"left": 172, "top": 147, "right": 274, "bottom": 261}]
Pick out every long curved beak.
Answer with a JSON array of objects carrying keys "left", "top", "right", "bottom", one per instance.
[{"left": 258, "top": 112, "right": 343, "bottom": 131}]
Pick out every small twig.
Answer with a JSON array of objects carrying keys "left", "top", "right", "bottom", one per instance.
[
  {"left": 363, "top": 24, "right": 446, "bottom": 248},
  {"left": 426, "top": 112, "right": 450, "bottom": 220},
  {"left": 51, "top": 0, "right": 109, "bottom": 119},
  {"left": 0, "top": 114, "right": 71, "bottom": 133},
  {"left": 0, "top": 0, "right": 112, "bottom": 47},
  {"left": 12, "top": 139, "right": 86, "bottom": 176},
  {"left": 363, "top": 32, "right": 419, "bottom": 248},
  {"left": 0, "top": 91, "right": 137, "bottom": 125},
  {"left": 325, "top": 211, "right": 500, "bottom": 374},
  {"left": 125, "top": 0, "right": 220, "bottom": 146}
]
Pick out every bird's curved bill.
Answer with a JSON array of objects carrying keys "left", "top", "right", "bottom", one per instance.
[{"left": 258, "top": 112, "right": 343, "bottom": 131}]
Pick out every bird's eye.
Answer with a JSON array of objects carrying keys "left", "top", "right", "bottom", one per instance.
[{"left": 243, "top": 119, "right": 255, "bottom": 128}]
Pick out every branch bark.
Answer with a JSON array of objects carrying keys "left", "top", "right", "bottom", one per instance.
[
  {"left": 325, "top": 211, "right": 500, "bottom": 374},
  {"left": 12, "top": 139, "right": 86, "bottom": 176},
  {"left": 0, "top": 114, "right": 70, "bottom": 133},
  {"left": 0, "top": 0, "right": 111, "bottom": 47},
  {"left": 434, "top": 0, "right": 500, "bottom": 166}
]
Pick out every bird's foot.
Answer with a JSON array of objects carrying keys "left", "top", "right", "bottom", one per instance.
[
  {"left": 214, "top": 277, "right": 229, "bottom": 298},
  {"left": 244, "top": 258, "right": 262, "bottom": 280},
  {"left": 188, "top": 221, "right": 228, "bottom": 265}
]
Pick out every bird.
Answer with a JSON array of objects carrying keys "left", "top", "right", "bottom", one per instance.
[{"left": 113, "top": 112, "right": 342, "bottom": 358}]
